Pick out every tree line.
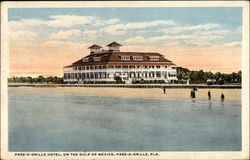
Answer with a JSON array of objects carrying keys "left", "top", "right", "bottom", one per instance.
[
  {"left": 8, "top": 76, "right": 63, "bottom": 84},
  {"left": 177, "top": 70, "right": 241, "bottom": 84}
]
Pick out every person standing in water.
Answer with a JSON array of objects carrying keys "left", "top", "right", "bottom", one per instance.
[
  {"left": 221, "top": 93, "right": 225, "bottom": 102},
  {"left": 208, "top": 90, "right": 211, "bottom": 100},
  {"left": 163, "top": 87, "right": 166, "bottom": 94},
  {"left": 190, "top": 89, "right": 196, "bottom": 99}
]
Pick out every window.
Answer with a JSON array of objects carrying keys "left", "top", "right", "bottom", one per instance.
[
  {"left": 90, "top": 73, "right": 94, "bottom": 78},
  {"left": 137, "top": 72, "right": 141, "bottom": 77},
  {"left": 149, "top": 56, "right": 159, "bottom": 61},
  {"left": 94, "top": 73, "right": 98, "bottom": 78},
  {"left": 172, "top": 67, "right": 176, "bottom": 69},
  {"left": 115, "top": 66, "right": 122, "bottom": 69},
  {"left": 108, "top": 66, "right": 114, "bottom": 69},
  {"left": 156, "top": 71, "right": 161, "bottom": 77},
  {"left": 121, "top": 56, "right": 130, "bottom": 60},
  {"left": 122, "top": 66, "right": 128, "bottom": 69},
  {"left": 168, "top": 73, "right": 176, "bottom": 77},
  {"left": 94, "top": 57, "right": 101, "bottom": 61},
  {"left": 82, "top": 58, "right": 89, "bottom": 62},
  {"left": 156, "top": 66, "right": 160, "bottom": 69},
  {"left": 133, "top": 56, "right": 143, "bottom": 60}
]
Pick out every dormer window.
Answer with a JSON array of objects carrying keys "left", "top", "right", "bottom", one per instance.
[
  {"left": 82, "top": 58, "right": 89, "bottom": 62},
  {"left": 133, "top": 56, "right": 143, "bottom": 61},
  {"left": 120, "top": 56, "right": 130, "bottom": 60},
  {"left": 149, "top": 56, "right": 159, "bottom": 61},
  {"left": 94, "top": 57, "right": 101, "bottom": 61}
]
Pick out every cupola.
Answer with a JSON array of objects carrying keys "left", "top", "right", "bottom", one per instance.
[
  {"left": 107, "top": 41, "right": 122, "bottom": 52},
  {"left": 88, "top": 44, "right": 102, "bottom": 54}
]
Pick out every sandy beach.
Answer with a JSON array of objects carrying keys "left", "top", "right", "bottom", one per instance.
[{"left": 8, "top": 87, "right": 241, "bottom": 102}]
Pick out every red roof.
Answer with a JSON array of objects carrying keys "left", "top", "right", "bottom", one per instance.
[
  {"left": 117, "top": 54, "right": 130, "bottom": 57},
  {"left": 132, "top": 54, "right": 143, "bottom": 57},
  {"left": 88, "top": 44, "right": 102, "bottom": 49},
  {"left": 64, "top": 51, "right": 175, "bottom": 68},
  {"left": 107, "top": 41, "right": 122, "bottom": 47}
]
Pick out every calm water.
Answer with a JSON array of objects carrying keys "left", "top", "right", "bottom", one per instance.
[{"left": 8, "top": 90, "right": 241, "bottom": 151}]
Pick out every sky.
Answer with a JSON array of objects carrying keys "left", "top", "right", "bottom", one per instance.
[{"left": 8, "top": 7, "right": 242, "bottom": 77}]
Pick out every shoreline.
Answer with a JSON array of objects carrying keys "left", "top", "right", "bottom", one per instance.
[
  {"left": 8, "top": 83, "right": 241, "bottom": 89},
  {"left": 8, "top": 87, "right": 241, "bottom": 102}
]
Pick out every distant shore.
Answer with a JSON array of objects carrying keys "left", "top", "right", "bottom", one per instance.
[
  {"left": 8, "top": 83, "right": 241, "bottom": 89},
  {"left": 9, "top": 87, "right": 241, "bottom": 102}
]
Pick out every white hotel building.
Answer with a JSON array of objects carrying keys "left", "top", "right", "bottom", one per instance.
[{"left": 63, "top": 42, "right": 178, "bottom": 84}]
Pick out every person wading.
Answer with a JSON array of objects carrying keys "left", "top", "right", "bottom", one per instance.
[
  {"left": 221, "top": 93, "right": 225, "bottom": 102},
  {"left": 190, "top": 88, "right": 196, "bottom": 99},
  {"left": 208, "top": 90, "right": 211, "bottom": 100},
  {"left": 163, "top": 87, "right": 166, "bottom": 94}
]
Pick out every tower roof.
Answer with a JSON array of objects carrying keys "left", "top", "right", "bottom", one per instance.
[
  {"left": 107, "top": 41, "right": 122, "bottom": 47},
  {"left": 88, "top": 44, "right": 102, "bottom": 49}
]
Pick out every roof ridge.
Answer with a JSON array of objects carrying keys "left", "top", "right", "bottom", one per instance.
[
  {"left": 88, "top": 44, "right": 102, "bottom": 49},
  {"left": 107, "top": 41, "right": 122, "bottom": 47}
]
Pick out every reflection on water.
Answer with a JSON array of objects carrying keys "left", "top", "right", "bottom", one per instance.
[
  {"left": 206, "top": 100, "right": 225, "bottom": 109},
  {"left": 208, "top": 101, "right": 212, "bottom": 110},
  {"left": 221, "top": 102, "right": 225, "bottom": 108},
  {"left": 8, "top": 91, "right": 241, "bottom": 152}
]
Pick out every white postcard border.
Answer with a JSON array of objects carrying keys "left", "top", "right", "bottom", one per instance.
[{"left": 1, "top": 1, "right": 249, "bottom": 160}]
